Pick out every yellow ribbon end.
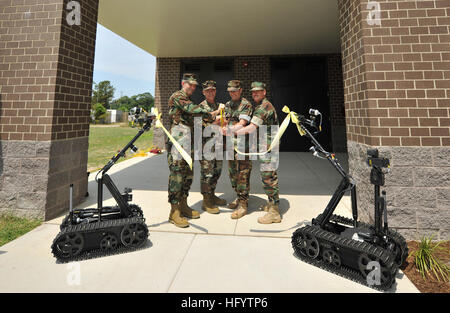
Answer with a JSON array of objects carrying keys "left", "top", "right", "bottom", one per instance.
[
  {"left": 152, "top": 107, "right": 163, "bottom": 127},
  {"left": 290, "top": 112, "right": 299, "bottom": 124},
  {"left": 282, "top": 106, "right": 299, "bottom": 123}
]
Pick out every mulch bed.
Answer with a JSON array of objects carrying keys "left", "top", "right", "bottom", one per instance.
[{"left": 402, "top": 241, "right": 450, "bottom": 293}]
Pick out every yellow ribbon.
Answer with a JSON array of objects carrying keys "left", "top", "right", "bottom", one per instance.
[
  {"left": 282, "top": 106, "right": 306, "bottom": 137},
  {"left": 234, "top": 106, "right": 298, "bottom": 155},
  {"left": 153, "top": 108, "right": 193, "bottom": 170},
  {"left": 234, "top": 106, "right": 307, "bottom": 156},
  {"left": 220, "top": 108, "right": 224, "bottom": 128}
]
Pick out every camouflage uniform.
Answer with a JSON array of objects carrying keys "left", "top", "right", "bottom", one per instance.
[
  {"left": 167, "top": 87, "right": 212, "bottom": 205},
  {"left": 199, "top": 98, "right": 223, "bottom": 196},
  {"left": 225, "top": 91, "right": 253, "bottom": 203},
  {"left": 250, "top": 96, "right": 280, "bottom": 205}
]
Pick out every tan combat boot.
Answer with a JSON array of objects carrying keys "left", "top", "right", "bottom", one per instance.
[
  {"left": 180, "top": 196, "right": 200, "bottom": 219},
  {"left": 260, "top": 201, "right": 272, "bottom": 212},
  {"left": 212, "top": 192, "right": 227, "bottom": 206},
  {"left": 227, "top": 198, "right": 239, "bottom": 210},
  {"left": 169, "top": 203, "right": 189, "bottom": 228},
  {"left": 202, "top": 194, "right": 220, "bottom": 214},
  {"left": 257, "top": 203, "right": 281, "bottom": 224},
  {"left": 231, "top": 200, "right": 247, "bottom": 219}
]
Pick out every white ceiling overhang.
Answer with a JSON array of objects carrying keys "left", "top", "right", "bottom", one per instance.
[{"left": 98, "top": 0, "right": 341, "bottom": 57}]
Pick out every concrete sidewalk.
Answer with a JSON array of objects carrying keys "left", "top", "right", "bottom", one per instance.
[{"left": 0, "top": 153, "right": 419, "bottom": 293}]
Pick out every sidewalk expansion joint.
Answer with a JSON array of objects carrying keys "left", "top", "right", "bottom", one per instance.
[{"left": 166, "top": 233, "right": 196, "bottom": 292}]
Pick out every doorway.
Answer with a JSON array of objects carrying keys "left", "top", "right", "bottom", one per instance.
[{"left": 271, "top": 57, "right": 331, "bottom": 152}]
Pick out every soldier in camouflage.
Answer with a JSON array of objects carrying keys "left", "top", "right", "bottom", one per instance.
[
  {"left": 234, "top": 82, "right": 281, "bottom": 224},
  {"left": 221, "top": 80, "right": 254, "bottom": 219},
  {"left": 167, "top": 73, "right": 224, "bottom": 228},
  {"left": 199, "top": 80, "right": 227, "bottom": 214}
]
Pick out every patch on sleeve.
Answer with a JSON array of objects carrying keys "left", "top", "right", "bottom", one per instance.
[{"left": 251, "top": 116, "right": 263, "bottom": 126}]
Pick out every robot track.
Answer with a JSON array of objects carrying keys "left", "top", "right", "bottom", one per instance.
[
  {"left": 292, "top": 216, "right": 399, "bottom": 291},
  {"left": 51, "top": 216, "right": 148, "bottom": 263}
]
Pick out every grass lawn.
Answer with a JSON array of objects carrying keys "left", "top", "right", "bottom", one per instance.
[
  {"left": 88, "top": 124, "right": 154, "bottom": 171},
  {"left": 0, "top": 214, "right": 42, "bottom": 247}
]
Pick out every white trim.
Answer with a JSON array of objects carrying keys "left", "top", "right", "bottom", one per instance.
[{"left": 239, "top": 114, "right": 251, "bottom": 122}]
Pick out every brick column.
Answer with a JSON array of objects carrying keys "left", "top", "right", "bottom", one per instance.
[
  {"left": 338, "top": 0, "right": 450, "bottom": 239},
  {"left": 327, "top": 54, "right": 347, "bottom": 152},
  {"left": 0, "top": 0, "right": 98, "bottom": 220},
  {"left": 152, "top": 57, "right": 180, "bottom": 149}
]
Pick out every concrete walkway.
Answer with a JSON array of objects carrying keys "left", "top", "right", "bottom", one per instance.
[{"left": 0, "top": 153, "right": 419, "bottom": 293}]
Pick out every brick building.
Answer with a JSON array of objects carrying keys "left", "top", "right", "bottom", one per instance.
[{"left": 0, "top": 0, "right": 449, "bottom": 239}]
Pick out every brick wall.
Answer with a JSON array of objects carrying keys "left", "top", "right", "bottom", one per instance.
[
  {"left": 340, "top": 0, "right": 450, "bottom": 147},
  {"left": 152, "top": 57, "right": 180, "bottom": 148},
  {"left": 339, "top": 0, "right": 450, "bottom": 239},
  {"left": 328, "top": 54, "right": 346, "bottom": 127},
  {"left": 328, "top": 54, "right": 347, "bottom": 152},
  {"left": 52, "top": 0, "right": 96, "bottom": 141},
  {"left": 1, "top": 0, "right": 62, "bottom": 142},
  {"left": 234, "top": 55, "right": 271, "bottom": 101},
  {"left": 154, "top": 57, "right": 181, "bottom": 129},
  {"left": 0, "top": 0, "right": 98, "bottom": 219}
]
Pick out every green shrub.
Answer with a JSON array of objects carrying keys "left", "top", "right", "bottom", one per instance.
[
  {"left": 93, "top": 103, "right": 107, "bottom": 122},
  {"left": 412, "top": 235, "right": 449, "bottom": 282}
]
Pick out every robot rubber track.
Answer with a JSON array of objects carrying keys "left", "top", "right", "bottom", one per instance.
[
  {"left": 51, "top": 216, "right": 148, "bottom": 263},
  {"left": 320, "top": 214, "right": 409, "bottom": 267},
  {"left": 292, "top": 214, "right": 403, "bottom": 292}
]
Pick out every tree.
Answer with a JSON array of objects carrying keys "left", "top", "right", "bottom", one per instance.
[
  {"left": 110, "top": 92, "right": 155, "bottom": 113},
  {"left": 92, "top": 81, "right": 115, "bottom": 109},
  {"left": 132, "top": 92, "right": 154, "bottom": 112},
  {"left": 92, "top": 103, "right": 107, "bottom": 122},
  {"left": 111, "top": 95, "right": 134, "bottom": 112}
]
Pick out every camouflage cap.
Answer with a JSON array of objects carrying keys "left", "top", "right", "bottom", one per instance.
[
  {"left": 227, "top": 80, "right": 242, "bottom": 91},
  {"left": 182, "top": 73, "right": 199, "bottom": 85},
  {"left": 202, "top": 80, "right": 216, "bottom": 90},
  {"left": 250, "top": 81, "right": 266, "bottom": 91}
]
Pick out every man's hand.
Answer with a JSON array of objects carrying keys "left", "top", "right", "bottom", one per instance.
[
  {"left": 221, "top": 126, "right": 230, "bottom": 136},
  {"left": 235, "top": 123, "right": 258, "bottom": 136},
  {"left": 218, "top": 103, "right": 225, "bottom": 111}
]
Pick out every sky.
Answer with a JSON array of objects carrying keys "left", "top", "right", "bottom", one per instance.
[{"left": 93, "top": 24, "right": 156, "bottom": 99}]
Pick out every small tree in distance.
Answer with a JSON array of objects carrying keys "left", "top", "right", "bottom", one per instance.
[
  {"left": 92, "top": 81, "right": 115, "bottom": 109},
  {"left": 92, "top": 103, "right": 107, "bottom": 123}
]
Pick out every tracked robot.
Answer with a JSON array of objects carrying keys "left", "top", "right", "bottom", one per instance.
[
  {"left": 291, "top": 109, "right": 408, "bottom": 291},
  {"left": 51, "top": 114, "right": 155, "bottom": 262}
]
